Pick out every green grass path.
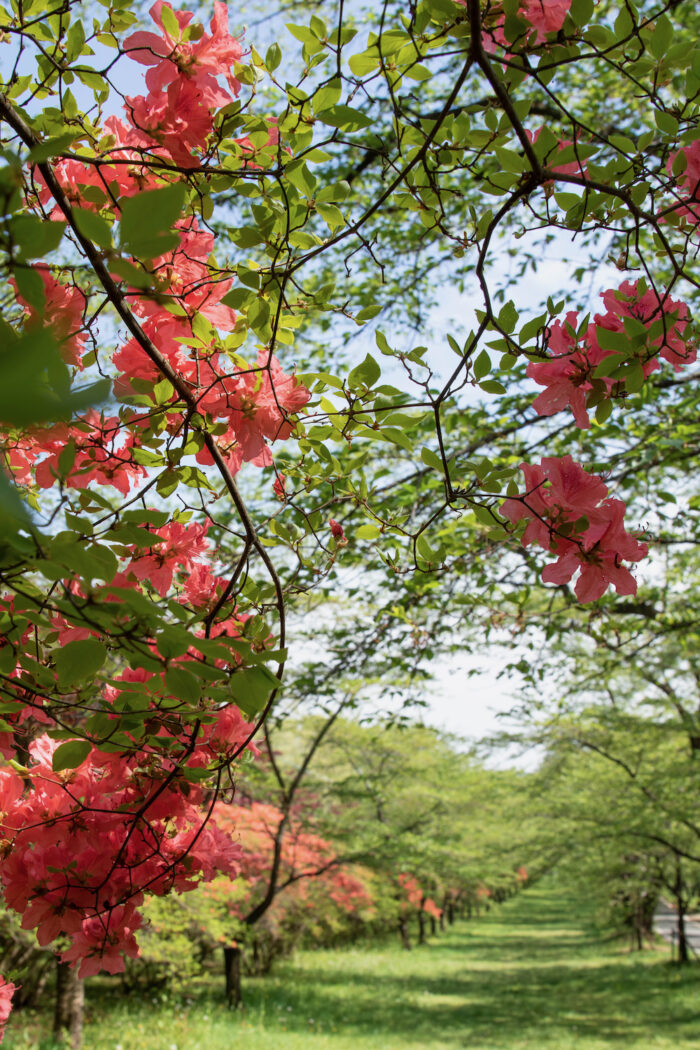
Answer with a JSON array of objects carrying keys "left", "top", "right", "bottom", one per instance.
[{"left": 8, "top": 884, "right": 700, "bottom": 1049}]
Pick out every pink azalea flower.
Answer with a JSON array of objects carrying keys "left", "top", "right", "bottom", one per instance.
[
  {"left": 0, "top": 975, "right": 17, "bottom": 1042},
  {"left": 13, "top": 267, "right": 87, "bottom": 368},
  {"left": 520, "top": 0, "right": 571, "bottom": 43},
  {"left": 124, "top": 1, "right": 242, "bottom": 103},
  {"left": 666, "top": 140, "right": 700, "bottom": 225},
  {"left": 127, "top": 521, "right": 210, "bottom": 596},
  {"left": 528, "top": 281, "right": 694, "bottom": 428},
  {"left": 503, "top": 456, "right": 648, "bottom": 602}
]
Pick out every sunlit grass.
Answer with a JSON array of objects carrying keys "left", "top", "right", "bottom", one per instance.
[{"left": 6, "top": 883, "right": 698, "bottom": 1049}]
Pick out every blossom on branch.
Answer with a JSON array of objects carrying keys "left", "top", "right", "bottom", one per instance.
[
  {"left": 527, "top": 281, "right": 694, "bottom": 428},
  {"left": 124, "top": 1, "right": 242, "bottom": 104},
  {"left": 502, "top": 455, "right": 648, "bottom": 602}
]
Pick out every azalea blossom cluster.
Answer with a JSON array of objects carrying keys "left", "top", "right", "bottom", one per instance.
[
  {"left": 493, "top": 0, "right": 570, "bottom": 47},
  {"left": 503, "top": 276, "right": 694, "bottom": 602},
  {"left": 502, "top": 455, "right": 649, "bottom": 603},
  {"left": 35, "top": 4, "right": 246, "bottom": 225},
  {"left": 207, "top": 802, "right": 373, "bottom": 919},
  {"left": 0, "top": 588, "right": 259, "bottom": 973},
  {"left": 454, "top": 0, "right": 572, "bottom": 50},
  {"left": 0, "top": 736, "right": 244, "bottom": 979},
  {"left": 122, "top": 0, "right": 242, "bottom": 165},
  {"left": 527, "top": 280, "right": 694, "bottom": 429},
  {"left": 397, "top": 872, "right": 442, "bottom": 920}
]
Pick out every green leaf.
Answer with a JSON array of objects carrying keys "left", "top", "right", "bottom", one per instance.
[
  {"left": 221, "top": 287, "right": 256, "bottom": 310},
  {"left": 421, "top": 447, "right": 444, "bottom": 471},
  {"left": 376, "top": 427, "right": 414, "bottom": 451},
  {"left": 266, "top": 42, "right": 282, "bottom": 70},
  {"left": 595, "top": 327, "right": 630, "bottom": 354},
  {"left": 316, "top": 180, "right": 350, "bottom": 204},
  {"left": 375, "top": 331, "right": 392, "bottom": 355},
  {"left": 356, "top": 304, "right": 381, "bottom": 322},
  {"left": 159, "top": 3, "right": 181, "bottom": 39},
  {"left": 119, "top": 184, "right": 187, "bottom": 257},
  {"left": 473, "top": 350, "right": 491, "bottom": 380},
  {"left": 498, "top": 300, "right": 518, "bottom": 334},
  {"left": 27, "top": 132, "right": 79, "bottom": 164},
  {"left": 54, "top": 638, "right": 107, "bottom": 689},
  {"left": 622, "top": 360, "right": 645, "bottom": 393},
  {"left": 164, "top": 666, "right": 201, "bottom": 704},
  {"left": 12, "top": 266, "right": 45, "bottom": 311},
  {"left": 0, "top": 330, "right": 109, "bottom": 426},
  {"left": 49, "top": 534, "right": 117, "bottom": 582},
  {"left": 649, "top": 14, "right": 673, "bottom": 60},
  {"left": 66, "top": 19, "right": 86, "bottom": 61},
  {"left": 0, "top": 471, "right": 31, "bottom": 534},
  {"left": 519, "top": 314, "right": 547, "bottom": 344},
  {"left": 286, "top": 23, "right": 316, "bottom": 43},
  {"left": 156, "top": 626, "right": 192, "bottom": 659},
  {"left": 73, "top": 207, "right": 113, "bottom": 248},
  {"left": 231, "top": 226, "right": 266, "bottom": 248},
  {"left": 595, "top": 398, "right": 613, "bottom": 424},
  {"left": 416, "top": 533, "right": 441, "bottom": 563},
  {"left": 593, "top": 353, "right": 625, "bottom": 378},
  {"left": 348, "top": 50, "right": 379, "bottom": 76},
  {"left": 569, "top": 0, "right": 594, "bottom": 27},
  {"left": 315, "top": 105, "right": 372, "bottom": 131},
  {"left": 0, "top": 645, "right": 16, "bottom": 675},
  {"left": 313, "top": 78, "right": 342, "bottom": 112},
  {"left": 654, "top": 110, "right": 679, "bottom": 136},
  {"left": 109, "top": 258, "right": 155, "bottom": 289},
  {"left": 52, "top": 739, "right": 91, "bottom": 772},
  {"left": 10, "top": 215, "right": 65, "bottom": 259},
  {"left": 348, "top": 353, "right": 381, "bottom": 389},
  {"left": 614, "top": 6, "right": 634, "bottom": 39},
  {"left": 76, "top": 69, "right": 108, "bottom": 94},
  {"left": 671, "top": 149, "right": 688, "bottom": 177},
  {"left": 355, "top": 523, "right": 381, "bottom": 539},
  {"left": 229, "top": 666, "right": 281, "bottom": 716}
]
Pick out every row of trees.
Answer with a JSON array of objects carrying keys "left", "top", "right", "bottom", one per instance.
[{"left": 493, "top": 539, "right": 700, "bottom": 961}]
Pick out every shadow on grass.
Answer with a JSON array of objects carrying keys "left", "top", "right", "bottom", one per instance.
[{"left": 232, "top": 891, "right": 700, "bottom": 1048}]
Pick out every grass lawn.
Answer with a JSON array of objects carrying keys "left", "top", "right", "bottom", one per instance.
[{"left": 6, "top": 883, "right": 699, "bottom": 1050}]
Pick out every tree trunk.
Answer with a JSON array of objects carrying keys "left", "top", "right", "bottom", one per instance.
[
  {"left": 224, "top": 945, "right": 243, "bottom": 1008},
  {"left": 632, "top": 905, "right": 644, "bottom": 951},
  {"left": 398, "top": 917, "right": 411, "bottom": 950},
  {"left": 447, "top": 900, "right": 455, "bottom": 925},
  {"left": 53, "top": 958, "right": 84, "bottom": 1050},
  {"left": 673, "top": 858, "right": 690, "bottom": 965},
  {"left": 417, "top": 909, "right": 426, "bottom": 945},
  {"left": 430, "top": 914, "right": 437, "bottom": 936},
  {"left": 676, "top": 902, "right": 689, "bottom": 964}
]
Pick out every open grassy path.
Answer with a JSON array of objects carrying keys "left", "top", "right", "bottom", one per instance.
[{"left": 7, "top": 883, "right": 699, "bottom": 1050}]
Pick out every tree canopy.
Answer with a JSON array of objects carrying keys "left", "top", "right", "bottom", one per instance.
[{"left": 0, "top": 0, "right": 698, "bottom": 1038}]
